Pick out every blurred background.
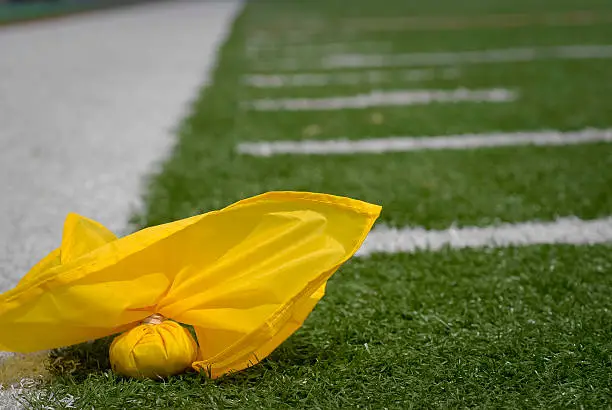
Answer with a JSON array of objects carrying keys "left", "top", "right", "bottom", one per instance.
[{"left": 0, "top": 0, "right": 156, "bottom": 25}]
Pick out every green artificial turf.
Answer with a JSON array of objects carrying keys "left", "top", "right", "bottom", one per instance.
[
  {"left": 238, "top": 73, "right": 612, "bottom": 141},
  {"left": 248, "top": 26, "right": 612, "bottom": 71},
  {"left": 19, "top": 0, "right": 612, "bottom": 408},
  {"left": 244, "top": 0, "right": 612, "bottom": 22},
  {"left": 143, "top": 142, "right": 612, "bottom": 230},
  {"left": 22, "top": 246, "right": 612, "bottom": 409}
]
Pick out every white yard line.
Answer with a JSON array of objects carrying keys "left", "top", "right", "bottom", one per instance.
[
  {"left": 237, "top": 128, "right": 612, "bottom": 156},
  {"left": 340, "top": 10, "right": 612, "bottom": 32},
  {"left": 357, "top": 216, "right": 612, "bottom": 256},
  {"left": 322, "top": 44, "right": 612, "bottom": 69},
  {"left": 244, "top": 68, "right": 460, "bottom": 88},
  {"left": 248, "top": 29, "right": 319, "bottom": 47},
  {"left": 246, "top": 88, "right": 516, "bottom": 111},
  {"left": 246, "top": 40, "right": 392, "bottom": 58},
  {"left": 246, "top": 11, "right": 612, "bottom": 44}
]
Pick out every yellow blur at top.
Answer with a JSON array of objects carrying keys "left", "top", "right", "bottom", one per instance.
[{"left": 0, "top": 192, "right": 381, "bottom": 378}]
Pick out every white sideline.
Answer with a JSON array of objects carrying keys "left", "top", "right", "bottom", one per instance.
[
  {"left": 322, "top": 44, "right": 612, "bottom": 69},
  {"left": 236, "top": 128, "right": 612, "bottom": 156},
  {"left": 247, "top": 88, "right": 516, "bottom": 111},
  {"left": 356, "top": 216, "right": 612, "bottom": 256},
  {"left": 0, "top": 1, "right": 241, "bottom": 407},
  {"left": 0, "top": 1, "right": 241, "bottom": 291},
  {"left": 244, "top": 68, "right": 460, "bottom": 88}
]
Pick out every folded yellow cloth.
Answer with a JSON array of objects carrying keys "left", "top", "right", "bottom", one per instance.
[{"left": 0, "top": 192, "right": 380, "bottom": 378}]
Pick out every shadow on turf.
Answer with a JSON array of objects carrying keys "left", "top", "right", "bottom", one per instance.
[
  {"left": 46, "top": 336, "right": 115, "bottom": 382},
  {"left": 44, "top": 332, "right": 337, "bottom": 384}
]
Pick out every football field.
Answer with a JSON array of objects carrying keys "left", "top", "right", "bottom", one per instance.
[{"left": 6, "top": 0, "right": 612, "bottom": 407}]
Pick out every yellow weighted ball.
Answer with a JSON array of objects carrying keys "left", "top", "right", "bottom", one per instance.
[{"left": 109, "top": 314, "right": 198, "bottom": 379}]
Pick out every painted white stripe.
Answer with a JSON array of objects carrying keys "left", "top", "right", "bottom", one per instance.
[
  {"left": 247, "top": 88, "right": 516, "bottom": 111},
  {"left": 322, "top": 45, "right": 612, "bottom": 69},
  {"left": 244, "top": 68, "right": 460, "bottom": 88},
  {"left": 247, "top": 41, "right": 392, "bottom": 57},
  {"left": 247, "top": 11, "right": 612, "bottom": 43},
  {"left": 236, "top": 128, "right": 612, "bottom": 156},
  {"left": 247, "top": 42, "right": 394, "bottom": 68},
  {"left": 356, "top": 216, "right": 612, "bottom": 256},
  {"left": 341, "top": 10, "right": 612, "bottom": 32},
  {"left": 0, "top": 1, "right": 240, "bottom": 293},
  {"left": 249, "top": 29, "right": 317, "bottom": 47}
]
